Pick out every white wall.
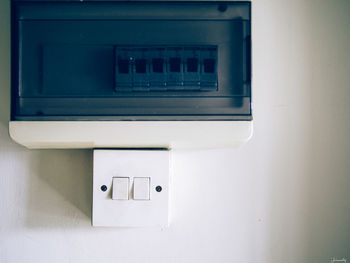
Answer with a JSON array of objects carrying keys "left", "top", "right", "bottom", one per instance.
[{"left": 1, "top": 0, "right": 350, "bottom": 262}]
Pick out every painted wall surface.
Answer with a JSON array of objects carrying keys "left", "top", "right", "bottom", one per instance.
[{"left": 1, "top": 0, "right": 350, "bottom": 262}]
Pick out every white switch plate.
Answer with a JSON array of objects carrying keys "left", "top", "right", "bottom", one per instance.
[{"left": 92, "top": 150, "right": 170, "bottom": 227}]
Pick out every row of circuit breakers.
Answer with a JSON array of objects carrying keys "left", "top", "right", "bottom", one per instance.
[{"left": 116, "top": 46, "right": 218, "bottom": 91}]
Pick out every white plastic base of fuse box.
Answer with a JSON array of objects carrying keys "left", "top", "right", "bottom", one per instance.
[{"left": 9, "top": 121, "right": 253, "bottom": 149}]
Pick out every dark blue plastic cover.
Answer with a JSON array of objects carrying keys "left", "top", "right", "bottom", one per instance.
[{"left": 11, "top": 1, "right": 251, "bottom": 121}]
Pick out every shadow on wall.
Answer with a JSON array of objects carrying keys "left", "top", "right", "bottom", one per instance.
[
  {"left": 0, "top": 0, "right": 93, "bottom": 229},
  {"left": 255, "top": 0, "right": 350, "bottom": 261},
  {"left": 25, "top": 149, "right": 93, "bottom": 228}
]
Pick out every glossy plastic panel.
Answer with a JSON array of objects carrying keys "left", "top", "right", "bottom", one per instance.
[{"left": 12, "top": 1, "right": 251, "bottom": 120}]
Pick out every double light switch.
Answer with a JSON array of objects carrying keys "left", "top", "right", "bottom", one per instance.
[
  {"left": 112, "top": 177, "right": 150, "bottom": 200},
  {"left": 93, "top": 150, "right": 169, "bottom": 227}
]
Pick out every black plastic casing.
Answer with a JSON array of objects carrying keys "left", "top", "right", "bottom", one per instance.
[{"left": 11, "top": 0, "right": 251, "bottom": 121}]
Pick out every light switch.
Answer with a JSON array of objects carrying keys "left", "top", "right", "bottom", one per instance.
[
  {"left": 133, "top": 177, "right": 150, "bottom": 200},
  {"left": 112, "top": 177, "right": 129, "bottom": 200},
  {"left": 93, "top": 150, "right": 169, "bottom": 227}
]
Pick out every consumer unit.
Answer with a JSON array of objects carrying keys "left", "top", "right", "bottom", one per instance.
[
  {"left": 10, "top": 0, "right": 252, "bottom": 149},
  {"left": 9, "top": 0, "right": 252, "bottom": 227}
]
